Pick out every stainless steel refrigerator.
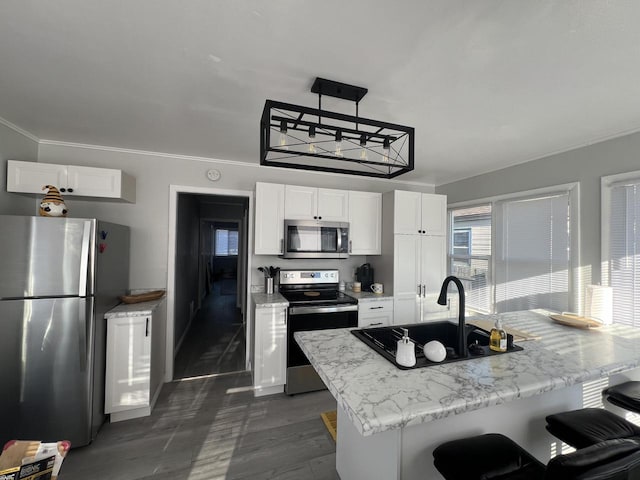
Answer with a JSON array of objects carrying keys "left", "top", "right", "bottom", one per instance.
[{"left": 0, "top": 215, "right": 129, "bottom": 447}]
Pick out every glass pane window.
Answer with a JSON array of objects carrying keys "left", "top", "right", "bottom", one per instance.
[
  {"left": 215, "top": 229, "right": 238, "bottom": 256},
  {"left": 449, "top": 205, "right": 492, "bottom": 313}
]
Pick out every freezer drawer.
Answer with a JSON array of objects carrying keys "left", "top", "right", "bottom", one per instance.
[
  {"left": 0, "top": 216, "right": 94, "bottom": 298},
  {"left": 0, "top": 297, "right": 95, "bottom": 446}
]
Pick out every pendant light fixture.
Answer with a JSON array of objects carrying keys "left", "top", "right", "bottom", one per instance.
[{"left": 260, "top": 78, "right": 414, "bottom": 178}]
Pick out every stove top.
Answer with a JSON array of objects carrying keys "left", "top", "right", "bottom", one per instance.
[
  {"left": 280, "top": 289, "right": 357, "bottom": 306},
  {"left": 278, "top": 269, "right": 356, "bottom": 306}
]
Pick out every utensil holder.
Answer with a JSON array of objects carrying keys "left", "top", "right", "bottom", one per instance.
[{"left": 265, "top": 277, "right": 274, "bottom": 295}]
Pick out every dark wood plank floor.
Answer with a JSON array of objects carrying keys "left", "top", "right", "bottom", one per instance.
[
  {"left": 174, "top": 280, "right": 247, "bottom": 379},
  {"left": 60, "top": 373, "right": 339, "bottom": 479}
]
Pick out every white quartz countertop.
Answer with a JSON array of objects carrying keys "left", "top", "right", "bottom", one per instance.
[
  {"left": 345, "top": 290, "right": 393, "bottom": 301},
  {"left": 252, "top": 292, "right": 288, "bottom": 308},
  {"left": 105, "top": 297, "right": 165, "bottom": 318},
  {"left": 295, "top": 310, "right": 640, "bottom": 437}
]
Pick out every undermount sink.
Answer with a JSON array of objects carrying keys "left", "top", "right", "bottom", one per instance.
[{"left": 351, "top": 321, "right": 523, "bottom": 370}]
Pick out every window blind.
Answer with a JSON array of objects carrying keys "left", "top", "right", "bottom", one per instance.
[
  {"left": 494, "top": 193, "right": 570, "bottom": 313},
  {"left": 215, "top": 229, "right": 239, "bottom": 256},
  {"left": 609, "top": 181, "right": 640, "bottom": 326}
]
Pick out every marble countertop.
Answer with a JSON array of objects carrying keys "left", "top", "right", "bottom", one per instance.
[
  {"left": 252, "top": 292, "right": 289, "bottom": 308},
  {"left": 105, "top": 296, "right": 165, "bottom": 318},
  {"left": 295, "top": 309, "right": 640, "bottom": 437},
  {"left": 344, "top": 290, "right": 393, "bottom": 301}
]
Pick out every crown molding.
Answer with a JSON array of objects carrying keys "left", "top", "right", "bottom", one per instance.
[
  {"left": 0, "top": 116, "right": 40, "bottom": 143},
  {"left": 39, "top": 139, "right": 436, "bottom": 188}
]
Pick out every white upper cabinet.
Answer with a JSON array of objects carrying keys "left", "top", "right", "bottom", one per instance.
[
  {"left": 255, "top": 182, "right": 380, "bottom": 255},
  {"left": 349, "top": 190, "right": 382, "bottom": 255},
  {"left": 421, "top": 194, "right": 447, "bottom": 235},
  {"left": 393, "top": 190, "right": 446, "bottom": 236},
  {"left": 284, "top": 185, "right": 349, "bottom": 222},
  {"left": 7, "top": 160, "right": 136, "bottom": 202},
  {"left": 255, "top": 182, "right": 285, "bottom": 255},
  {"left": 317, "top": 188, "right": 349, "bottom": 222},
  {"left": 284, "top": 185, "right": 318, "bottom": 220}
]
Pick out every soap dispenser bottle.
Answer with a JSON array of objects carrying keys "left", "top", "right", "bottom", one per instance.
[
  {"left": 396, "top": 328, "right": 417, "bottom": 367},
  {"left": 489, "top": 316, "right": 507, "bottom": 352}
]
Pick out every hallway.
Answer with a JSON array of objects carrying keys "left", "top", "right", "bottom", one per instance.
[{"left": 174, "top": 278, "right": 246, "bottom": 379}]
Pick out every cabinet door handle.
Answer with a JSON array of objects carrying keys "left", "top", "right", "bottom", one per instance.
[
  {"left": 280, "top": 238, "right": 284, "bottom": 254},
  {"left": 369, "top": 306, "right": 384, "bottom": 310},
  {"left": 145, "top": 318, "right": 149, "bottom": 337},
  {"left": 349, "top": 240, "right": 352, "bottom": 253},
  {"left": 60, "top": 187, "right": 66, "bottom": 192},
  {"left": 417, "top": 284, "right": 421, "bottom": 296},
  {"left": 68, "top": 188, "right": 74, "bottom": 193},
  {"left": 422, "top": 284, "right": 426, "bottom": 298}
]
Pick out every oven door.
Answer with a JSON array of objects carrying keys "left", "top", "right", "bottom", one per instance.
[
  {"left": 282, "top": 220, "right": 349, "bottom": 259},
  {"left": 285, "top": 304, "right": 358, "bottom": 395}
]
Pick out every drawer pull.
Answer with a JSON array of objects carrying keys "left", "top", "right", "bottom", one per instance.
[
  {"left": 369, "top": 306, "right": 384, "bottom": 310},
  {"left": 369, "top": 322, "right": 383, "bottom": 326}
]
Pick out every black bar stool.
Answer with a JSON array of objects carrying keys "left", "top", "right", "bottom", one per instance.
[
  {"left": 545, "top": 382, "right": 640, "bottom": 449},
  {"left": 604, "top": 381, "right": 640, "bottom": 413},
  {"left": 546, "top": 408, "right": 640, "bottom": 449},
  {"left": 433, "top": 433, "right": 640, "bottom": 480}
]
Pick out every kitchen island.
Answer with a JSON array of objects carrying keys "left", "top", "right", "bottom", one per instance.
[{"left": 295, "top": 310, "right": 640, "bottom": 479}]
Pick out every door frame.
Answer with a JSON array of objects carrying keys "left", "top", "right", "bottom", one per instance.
[{"left": 166, "top": 184, "right": 254, "bottom": 382}]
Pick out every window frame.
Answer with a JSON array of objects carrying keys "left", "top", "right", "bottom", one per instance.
[
  {"left": 214, "top": 228, "right": 239, "bottom": 257},
  {"left": 601, "top": 170, "right": 640, "bottom": 326},
  {"left": 448, "top": 182, "right": 581, "bottom": 314}
]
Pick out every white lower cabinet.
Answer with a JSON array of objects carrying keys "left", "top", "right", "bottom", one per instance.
[
  {"left": 105, "top": 300, "right": 165, "bottom": 422},
  {"left": 358, "top": 298, "right": 394, "bottom": 327},
  {"left": 253, "top": 306, "right": 287, "bottom": 396}
]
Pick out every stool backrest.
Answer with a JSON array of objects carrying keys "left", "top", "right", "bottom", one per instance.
[{"left": 545, "top": 438, "right": 640, "bottom": 480}]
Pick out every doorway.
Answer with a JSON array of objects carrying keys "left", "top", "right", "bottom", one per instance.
[{"left": 169, "top": 190, "right": 251, "bottom": 380}]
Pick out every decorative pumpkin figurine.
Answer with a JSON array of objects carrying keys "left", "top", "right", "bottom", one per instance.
[{"left": 39, "top": 185, "right": 68, "bottom": 217}]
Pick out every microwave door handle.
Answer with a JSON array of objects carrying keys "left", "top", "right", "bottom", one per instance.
[{"left": 337, "top": 227, "right": 343, "bottom": 253}]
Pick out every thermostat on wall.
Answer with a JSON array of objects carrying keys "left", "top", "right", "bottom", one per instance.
[{"left": 206, "top": 169, "right": 221, "bottom": 181}]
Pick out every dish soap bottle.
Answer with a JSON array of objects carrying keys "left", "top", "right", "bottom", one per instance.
[
  {"left": 490, "top": 316, "right": 507, "bottom": 352},
  {"left": 396, "top": 328, "right": 417, "bottom": 367}
]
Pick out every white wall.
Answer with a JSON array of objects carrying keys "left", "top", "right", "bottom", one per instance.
[
  {"left": 0, "top": 122, "right": 39, "bottom": 215},
  {"left": 36, "top": 142, "right": 435, "bottom": 289},
  {"left": 436, "top": 130, "right": 640, "bottom": 288}
]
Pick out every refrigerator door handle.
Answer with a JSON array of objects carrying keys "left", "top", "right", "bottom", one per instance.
[
  {"left": 78, "top": 300, "right": 88, "bottom": 372},
  {"left": 78, "top": 221, "right": 92, "bottom": 297}
]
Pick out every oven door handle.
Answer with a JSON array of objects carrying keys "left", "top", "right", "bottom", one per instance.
[{"left": 289, "top": 304, "right": 359, "bottom": 315}]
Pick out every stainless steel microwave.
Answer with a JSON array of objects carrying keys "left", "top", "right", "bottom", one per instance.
[{"left": 282, "top": 220, "right": 349, "bottom": 259}]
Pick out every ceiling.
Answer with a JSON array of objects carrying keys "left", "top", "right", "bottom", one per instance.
[{"left": 1, "top": 1, "right": 640, "bottom": 186}]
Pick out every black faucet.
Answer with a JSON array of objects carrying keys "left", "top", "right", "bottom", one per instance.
[{"left": 437, "top": 276, "right": 467, "bottom": 358}]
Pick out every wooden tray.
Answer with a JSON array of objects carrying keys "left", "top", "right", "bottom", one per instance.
[
  {"left": 119, "top": 290, "right": 165, "bottom": 304},
  {"left": 549, "top": 313, "right": 601, "bottom": 329}
]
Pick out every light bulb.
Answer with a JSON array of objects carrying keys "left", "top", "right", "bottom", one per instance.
[
  {"left": 308, "top": 125, "right": 317, "bottom": 153},
  {"left": 279, "top": 120, "right": 288, "bottom": 150},
  {"left": 335, "top": 130, "right": 343, "bottom": 157},
  {"left": 382, "top": 136, "right": 390, "bottom": 163},
  {"left": 359, "top": 134, "right": 368, "bottom": 160}
]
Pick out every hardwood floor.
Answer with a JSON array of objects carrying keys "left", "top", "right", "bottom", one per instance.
[
  {"left": 174, "top": 280, "right": 247, "bottom": 379},
  {"left": 61, "top": 372, "right": 339, "bottom": 479}
]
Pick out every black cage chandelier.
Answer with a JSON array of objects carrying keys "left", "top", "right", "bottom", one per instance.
[{"left": 260, "top": 78, "right": 414, "bottom": 179}]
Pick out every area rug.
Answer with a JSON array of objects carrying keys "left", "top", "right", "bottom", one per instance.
[{"left": 321, "top": 410, "right": 337, "bottom": 442}]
